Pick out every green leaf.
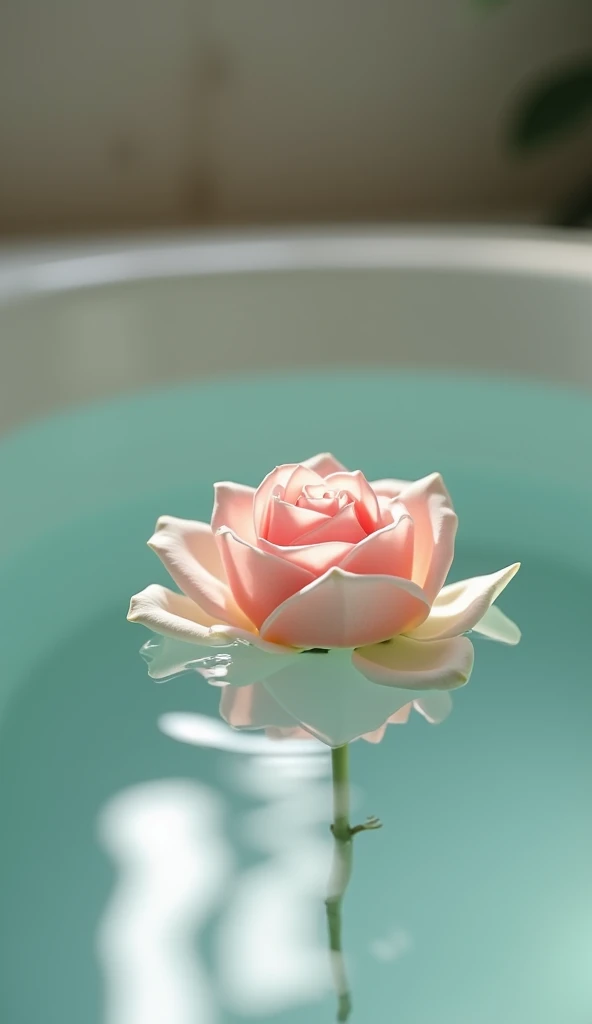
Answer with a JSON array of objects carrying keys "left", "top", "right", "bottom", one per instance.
[
  {"left": 552, "top": 175, "right": 592, "bottom": 229},
  {"left": 510, "top": 60, "right": 592, "bottom": 151}
]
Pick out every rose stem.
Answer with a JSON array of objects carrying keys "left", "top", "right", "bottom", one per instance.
[
  {"left": 326, "top": 744, "right": 354, "bottom": 1021},
  {"left": 330, "top": 743, "right": 351, "bottom": 842}
]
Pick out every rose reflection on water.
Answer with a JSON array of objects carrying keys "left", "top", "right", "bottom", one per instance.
[
  {"left": 142, "top": 635, "right": 454, "bottom": 749},
  {"left": 137, "top": 615, "right": 518, "bottom": 1021},
  {"left": 140, "top": 636, "right": 431, "bottom": 1021}
]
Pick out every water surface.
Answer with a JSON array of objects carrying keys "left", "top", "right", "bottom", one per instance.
[{"left": 0, "top": 376, "right": 591, "bottom": 1023}]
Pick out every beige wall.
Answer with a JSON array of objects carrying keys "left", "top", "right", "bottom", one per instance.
[{"left": 1, "top": 0, "right": 591, "bottom": 233}]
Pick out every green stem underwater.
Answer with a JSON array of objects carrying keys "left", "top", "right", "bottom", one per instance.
[
  {"left": 330, "top": 744, "right": 351, "bottom": 842},
  {"left": 325, "top": 744, "right": 383, "bottom": 1020},
  {"left": 326, "top": 745, "right": 354, "bottom": 1021}
]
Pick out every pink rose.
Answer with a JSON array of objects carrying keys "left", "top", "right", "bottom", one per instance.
[{"left": 128, "top": 452, "right": 519, "bottom": 690}]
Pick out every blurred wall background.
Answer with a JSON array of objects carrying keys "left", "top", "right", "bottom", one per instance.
[{"left": 1, "top": 0, "right": 591, "bottom": 235}]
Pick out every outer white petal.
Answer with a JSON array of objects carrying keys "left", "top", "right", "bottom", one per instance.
[
  {"left": 470, "top": 603, "right": 522, "bottom": 646},
  {"left": 408, "top": 563, "right": 521, "bottom": 642},
  {"left": 127, "top": 584, "right": 230, "bottom": 644},
  {"left": 353, "top": 634, "right": 474, "bottom": 690},
  {"left": 130, "top": 589, "right": 299, "bottom": 667}
]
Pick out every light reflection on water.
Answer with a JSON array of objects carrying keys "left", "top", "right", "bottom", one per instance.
[
  {"left": 97, "top": 780, "right": 229, "bottom": 1024},
  {"left": 158, "top": 710, "right": 326, "bottom": 757},
  {"left": 217, "top": 755, "right": 331, "bottom": 1016},
  {"left": 97, "top": 741, "right": 335, "bottom": 1021}
]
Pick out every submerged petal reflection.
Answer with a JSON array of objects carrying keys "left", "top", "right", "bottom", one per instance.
[
  {"left": 222, "top": 649, "right": 451, "bottom": 747},
  {"left": 144, "top": 635, "right": 455, "bottom": 748},
  {"left": 141, "top": 636, "right": 235, "bottom": 683},
  {"left": 141, "top": 635, "right": 301, "bottom": 687}
]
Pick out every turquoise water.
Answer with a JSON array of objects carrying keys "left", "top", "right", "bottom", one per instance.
[{"left": 1, "top": 374, "right": 591, "bottom": 1023}]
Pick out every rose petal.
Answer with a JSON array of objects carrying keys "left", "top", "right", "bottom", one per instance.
[
  {"left": 377, "top": 495, "right": 398, "bottom": 528},
  {"left": 471, "top": 603, "right": 522, "bottom": 646},
  {"left": 394, "top": 473, "right": 458, "bottom": 602},
  {"left": 153, "top": 516, "right": 223, "bottom": 576},
  {"left": 212, "top": 482, "right": 257, "bottom": 545},
  {"left": 294, "top": 502, "right": 367, "bottom": 545},
  {"left": 266, "top": 497, "right": 330, "bottom": 545},
  {"left": 258, "top": 537, "right": 355, "bottom": 574},
  {"left": 283, "top": 465, "right": 326, "bottom": 504},
  {"left": 216, "top": 526, "right": 315, "bottom": 628},
  {"left": 353, "top": 634, "right": 474, "bottom": 690},
  {"left": 339, "top": 512, "right": 414, "bottom": 578},
  {"left": 148, "top": 516, "right": 253, "bottom": 629},
  {"left": 413, "top": 691, "right": 453, "bottom": 723},
  {"left": 253, "top": 464, "right": 298, "bottom": 537},
  {"left": 259, "top": 567, "right": 430, "bottom": 649},
  {"left": 253, "top": 463, "right": 326, "bottom": 538},
  {"left": 324, "top": 470, "right": 380, "bottom": 531},
  {"left": 130, "top": 592, "right": 291, "bottom": 656},
  {"left": 302, "top": 452, "right": 349, "bottom": 476},
  {"left": 408, "top": 564, "right": 520, "bottom": 642},
  {"left": 127, "top": 584, "right": 227, "bottom": 643},
  {"left": 296, "top": 485, "right": 341, "bottom": 516},
  {"left": 370, "top": 477, "right": 410, "bottom": 499}
]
